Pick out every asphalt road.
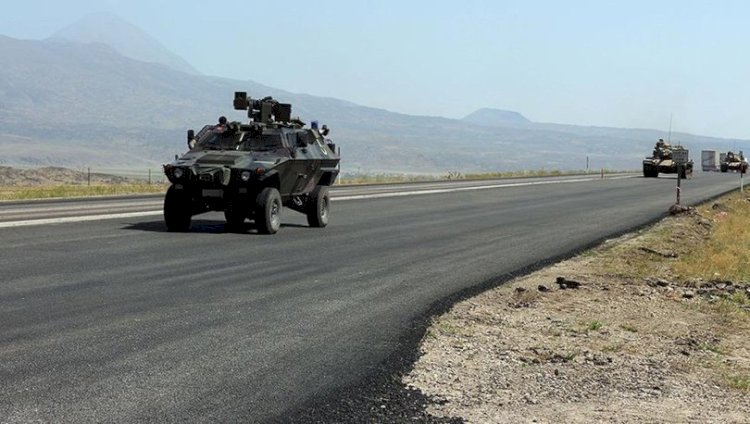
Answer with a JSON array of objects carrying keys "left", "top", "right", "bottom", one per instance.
[{"left": 0, "top": 173, "right": 741, "bottom": 422}]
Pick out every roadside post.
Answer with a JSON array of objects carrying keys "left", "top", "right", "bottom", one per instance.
[{"left": 673, "top": 149, "right": 689, "bottom": 205}]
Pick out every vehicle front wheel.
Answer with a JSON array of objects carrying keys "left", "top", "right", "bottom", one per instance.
[
  {"left": 306, "top": 186, "right": 330, "bottom": 228},
  {"left": 255, "top": 187, "right": 282, "bottom": 234},
  {"left": 164, "top": 185, "right": 192, "bottom": 232}
]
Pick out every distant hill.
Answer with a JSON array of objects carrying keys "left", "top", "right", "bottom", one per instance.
[
  {"left": 0, "top": 166, "right": 133, "bottom": 186},
  {"left": 462, "top": 108, "right": 530, "bottom": 126},
  {"left": 49, "top": 12, "right": 200, "bottom": 75},
  {"left": 1, "top": 25, "right": 749, "bottom": 174}
]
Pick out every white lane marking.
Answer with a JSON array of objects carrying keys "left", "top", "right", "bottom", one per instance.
[
  {"left": 332, "top": 176, "right": 625, "bottom": 201},
  {"left": 0, "top": 176, "right": 634, "bottom": 228},
  {"left": 0, "top": 211, "right": 163, "bottom": 228}
]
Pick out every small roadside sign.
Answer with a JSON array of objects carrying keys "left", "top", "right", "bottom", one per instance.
[{"left": 673, "top": 149, "right": 689, "bottom": 165}]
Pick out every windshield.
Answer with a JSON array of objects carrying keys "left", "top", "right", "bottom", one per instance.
[
  {"left": 194, "top": 125, "right": 243, "bottom": 150},
  {"left": 239, "top": 133, "right": 285, "bottom": 152}
]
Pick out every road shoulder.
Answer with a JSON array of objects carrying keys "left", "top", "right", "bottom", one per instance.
[{"left": 405, "top": 192, "right": 750, "bottom": 423}]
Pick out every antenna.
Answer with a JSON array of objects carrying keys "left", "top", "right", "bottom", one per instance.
[{"left": 667, "top": 113, "right": 673, "bottom": 143}]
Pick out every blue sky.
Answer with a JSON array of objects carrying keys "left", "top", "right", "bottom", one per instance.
[{"left": 2, "top": 0, "right": 748, "bottom": 139}]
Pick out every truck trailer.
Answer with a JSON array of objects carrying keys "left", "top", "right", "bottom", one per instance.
[{"left": 701, "top": 150, "right": 718, "bottom": 172}]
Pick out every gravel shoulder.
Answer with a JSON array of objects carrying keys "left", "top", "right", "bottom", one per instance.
[{"left": 405, "top": 193, "right": 750, "bottom": 423}]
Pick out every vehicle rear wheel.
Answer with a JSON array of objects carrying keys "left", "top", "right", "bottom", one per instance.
[
  {"left": 306, "top": 186, "right": 330, "bottom": 228},
  {"left": 164, "top": 185, "right": 192, "bottom": 232},
  {"left": 255, "top": 187, "right": 282, "bottom": 234},
  {"left": 720, "top": 164, "right": 728, "bottom": 173}
]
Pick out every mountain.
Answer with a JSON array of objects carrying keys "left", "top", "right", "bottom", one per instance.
[
  {"left": 49, "top": 13, "right": 200, "bottom": 75},
  {"left": 0, "top": 33, "right": 748, "bottom": 174},
  {"left": 462, "top": 108, "right": 530, "bottom": 126}
]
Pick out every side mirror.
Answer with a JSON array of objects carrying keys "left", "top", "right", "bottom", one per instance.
[{"left": 321, "top": 125, "right": 330, "bottom": 137}]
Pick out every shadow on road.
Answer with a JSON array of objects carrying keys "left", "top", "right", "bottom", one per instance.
[{"left": 122, "top": 219, "right": 309, "bottom": 234}]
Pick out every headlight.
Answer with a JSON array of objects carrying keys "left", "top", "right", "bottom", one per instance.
[
  {"left": 173, "top": 168, "right": 184, "bottom": 179},
  {"left": 241, "top": 171, "right": 251, "bottom": 182}
]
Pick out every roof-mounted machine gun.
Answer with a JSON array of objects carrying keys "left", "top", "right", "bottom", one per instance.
[{"left": 233, "top": 92, "right": 292, "bottom": 125}]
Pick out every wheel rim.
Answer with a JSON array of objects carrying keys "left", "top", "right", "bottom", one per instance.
[
  {"left": 270, "top": 199, "right": 280, "bottom": 229},
  {"left": 320, "top": 197, "right": 329, "bottom": 223}
]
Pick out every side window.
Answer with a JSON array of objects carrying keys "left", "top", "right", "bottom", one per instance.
[{"left": 295, "top": 131, "right": 312, "bottom": 147}]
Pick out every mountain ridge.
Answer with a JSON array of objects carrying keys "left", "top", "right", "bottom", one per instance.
[
  {"left": 0, "top": 32, "right": 747, "bottom": 173},
  {"left": 462, "top": 108, "right": 531, "bottom": 126},
  {"left": 48, "top": 12, "right": 200, "bottom": 76}
]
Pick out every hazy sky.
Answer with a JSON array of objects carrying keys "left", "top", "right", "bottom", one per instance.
[{"left": 2, "top": 0, "right": 749, "bottom": 139}]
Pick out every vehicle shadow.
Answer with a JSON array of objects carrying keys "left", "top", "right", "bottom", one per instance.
[{"left": 122, "top": 220, "right": 308, "bottom": 234}]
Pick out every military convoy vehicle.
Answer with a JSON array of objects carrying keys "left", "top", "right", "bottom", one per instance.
[
  {"left": 643, "top": 139, "right": 693, "bottom": 178},
  {"left": 720, "top": 151, "right": 746, "bottom": 173},
  {"left": 163, "top": 92, "right": 340, "bottom": 234}
]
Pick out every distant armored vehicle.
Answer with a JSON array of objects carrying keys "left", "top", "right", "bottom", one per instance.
[
  {"left": 643, "top": 139, "right": 693, "bottom": 178},
  {"left": 720, "top": 151, "right": 746, "bottom": 173},
  {"left": 163, "top": 92, "right": 340, "bottom": 234}
]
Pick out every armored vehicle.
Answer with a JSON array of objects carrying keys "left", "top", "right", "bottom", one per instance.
[
  {"left": 163, "top": 92, "right": 340, "bottom": 234},
  {"left": 643, "top": 139, "right": 693, "bottom": 178},
  {"left": 720, "top": 151, "right": 746, "bottom": 173}
]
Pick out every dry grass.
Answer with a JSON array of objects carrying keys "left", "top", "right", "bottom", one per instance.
[
  {"left": 673, "top": 196, "right": 750, "bottom": 281},
  {"left": 574, "top": 192, "right": 750, "bottom": 391},
  {"left": 0, "top": 183, "right": 168, "bottom": 201}
]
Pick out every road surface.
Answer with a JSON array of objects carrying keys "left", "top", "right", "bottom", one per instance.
[{"left": 0, "top": 173, "right": 739, "bottom": 422}]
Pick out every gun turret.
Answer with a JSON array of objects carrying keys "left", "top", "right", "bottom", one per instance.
[{"left": 233, "top": 92, "right": 292, "bottom": 124}]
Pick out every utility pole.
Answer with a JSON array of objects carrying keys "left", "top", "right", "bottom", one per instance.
[{"left": 676, "top": 165, "right": 682, "bottom": 205}]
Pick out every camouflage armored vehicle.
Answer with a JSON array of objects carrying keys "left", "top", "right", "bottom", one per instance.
[
  {"left": 643, "top": 139, "right": 693, "bottom": 178},
  {"left": 720, "top": 151, "right": 746, "bottom": 173},
  {"left": 163, "top": 92, "right": 340, "bottom": 234}
]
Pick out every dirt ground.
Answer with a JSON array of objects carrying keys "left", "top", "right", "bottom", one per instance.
[{"left": 405, "top": 196, "right": 750, "bottom": 423}]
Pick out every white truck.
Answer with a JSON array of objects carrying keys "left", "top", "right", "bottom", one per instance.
[{"left": 701, "top": 150, "right": 718, "bottom": 172}]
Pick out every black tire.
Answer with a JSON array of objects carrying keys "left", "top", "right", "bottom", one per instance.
[
  {"left": 224, "top": 204, "right": 246, "bottom": 229},
  {"left": 164, "top": 185, "right": 192, "bottom": 232},
  {"left": 255, "top": 187, "right": 282, "bottom": 234},
  {"left": 306, "top": 186, "right": 330, "bottom": 228},
  {"left": 720, "top": 164, "right": 728, "bottom": 173}
]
